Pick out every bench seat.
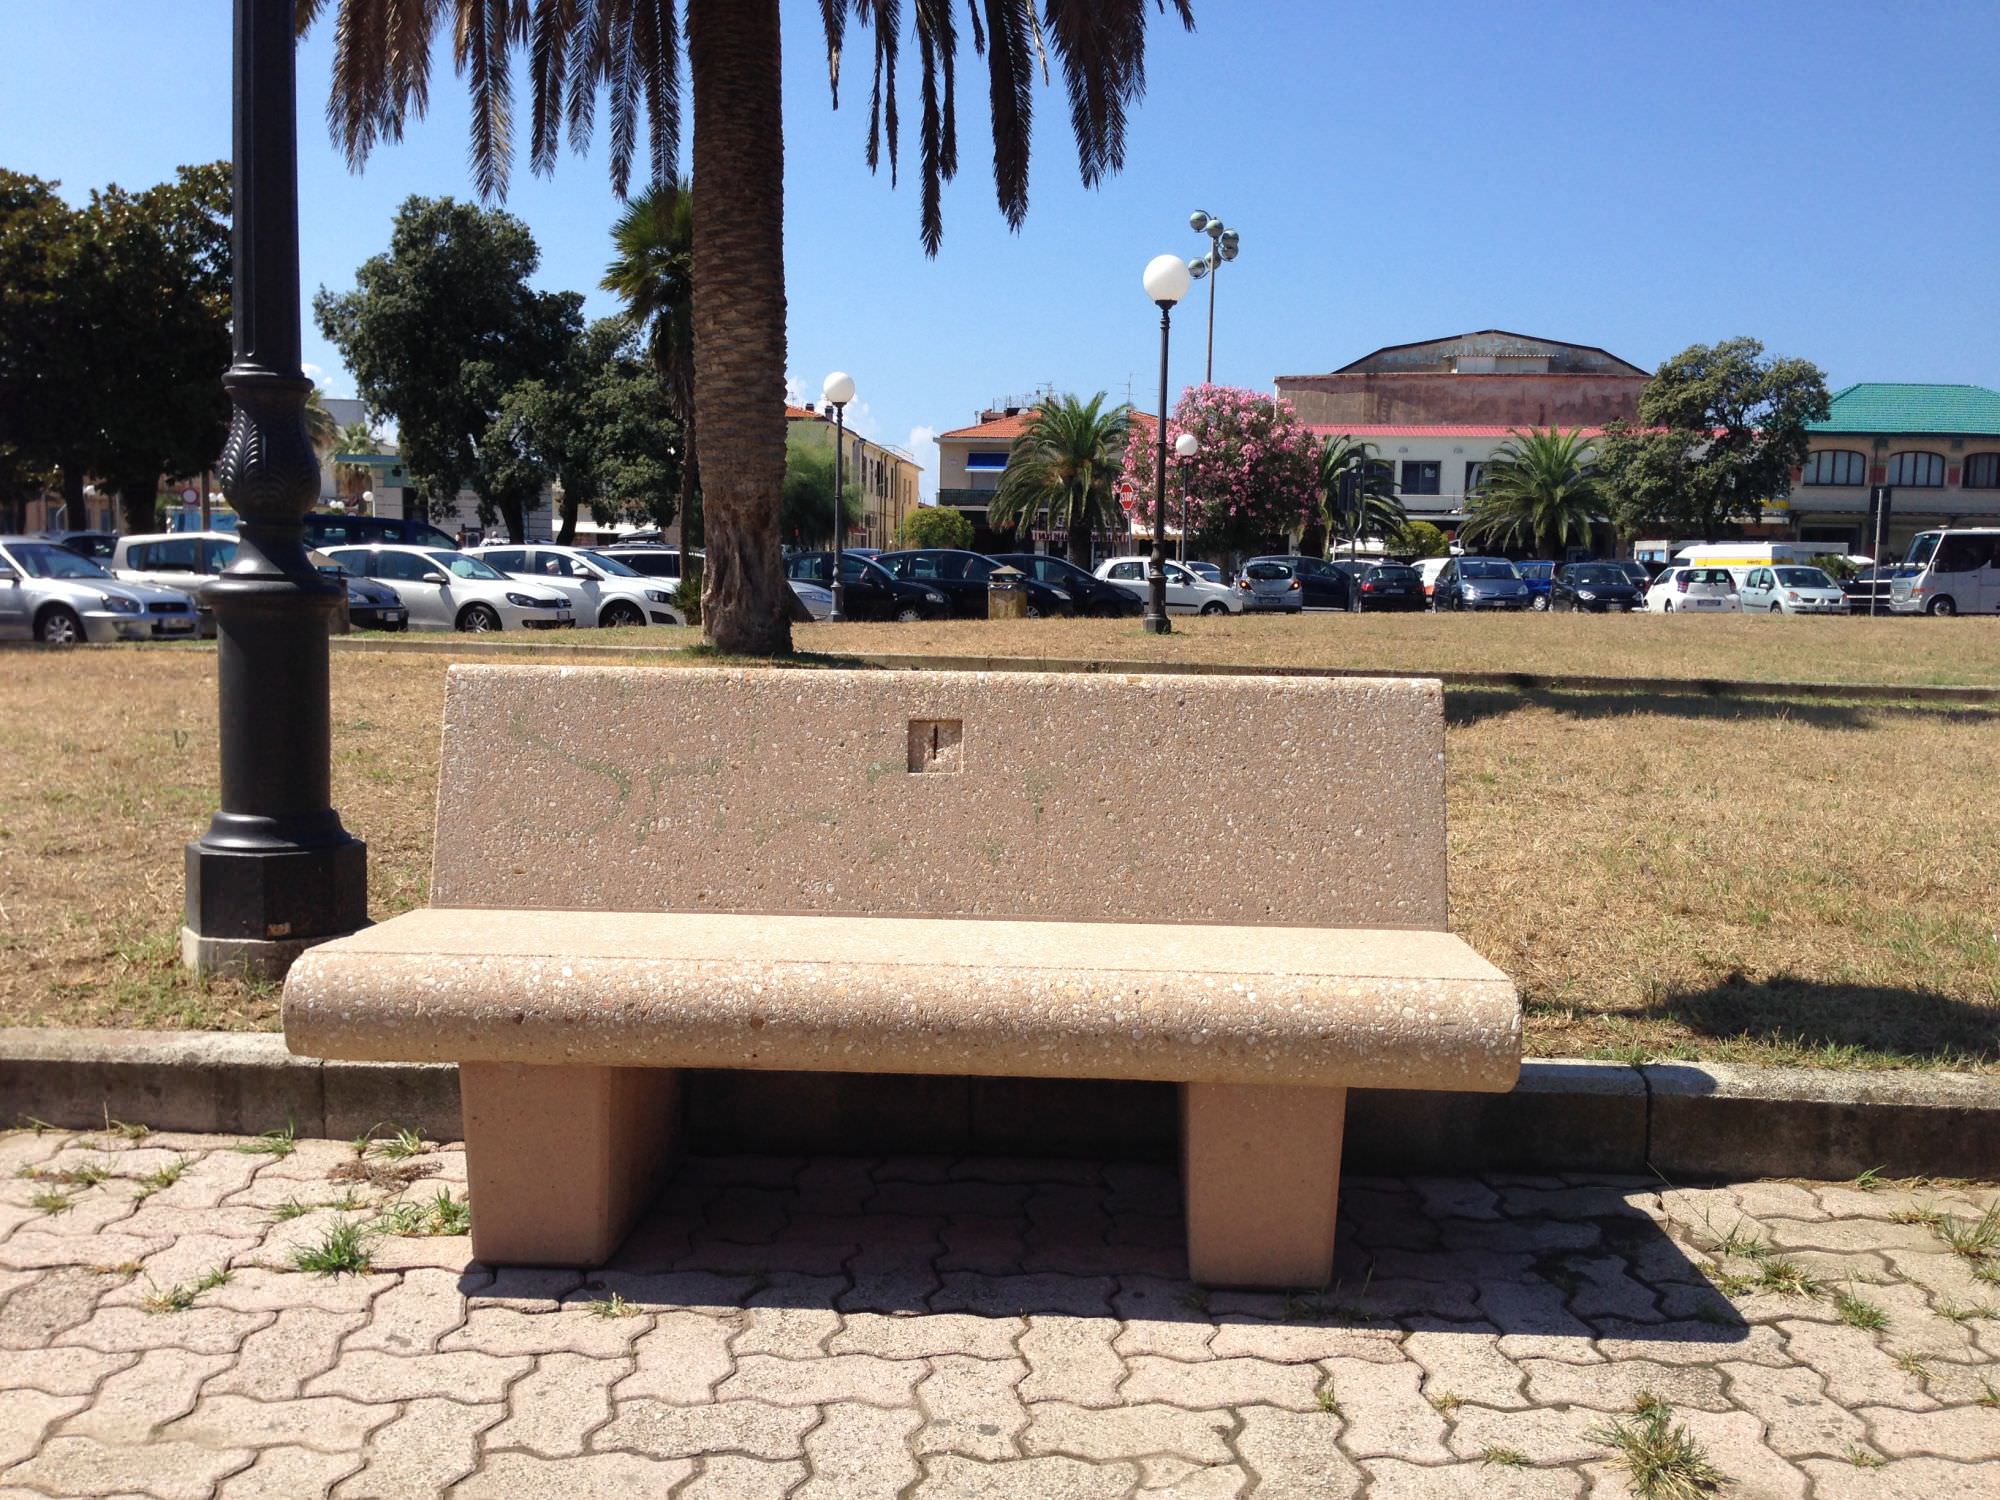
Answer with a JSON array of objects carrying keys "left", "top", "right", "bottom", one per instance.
[{"left": 288, "top": 908, "right": 1519, "bottom": 1087}]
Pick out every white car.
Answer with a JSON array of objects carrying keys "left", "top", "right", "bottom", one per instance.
[
  {"left": 468, "top": 543, "right": 687, "bottom": 628},
  {"left": 1736, "top": 565, "right": 1847, "bottom": 615},
  {"left": 1413, "top": 556, "right": 1452, "bottom": 605},
  {"left": 1645, "top": 566, "right": 1742, "bottom": 614},
  {"left": 110, "top": 529, "right": 240, "bottom": 636},
  {"left": 1094, "top": 555, "right": 1245, "bottom": 615},
  {"left": 322, "top": 544, "right": 573, "bottom": 632},
  {"left": 789, "top": 579, "right": 836, "bottom": 620},
  {"left": 0, "top": 535, "right": 200, "bottom": 643}
]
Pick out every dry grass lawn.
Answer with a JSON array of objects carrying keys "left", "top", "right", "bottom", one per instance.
[{"left": 2, "top": 642, "right": 1995, "bottom": 1069}]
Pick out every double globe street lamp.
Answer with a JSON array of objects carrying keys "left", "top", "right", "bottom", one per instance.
[
  {"left": 1187, "top": 210, "right": 1241, "bottom": 385},
  {"left": 1140, "top": 253, "right": 1192, "bottom": 635},
  {"left": 821, "top": 371, "right": 856, "bottom": 622}
]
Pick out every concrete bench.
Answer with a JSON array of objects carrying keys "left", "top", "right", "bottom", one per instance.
[{"left": 285, "top": 665, "right": 1518, "bottom": 1287}]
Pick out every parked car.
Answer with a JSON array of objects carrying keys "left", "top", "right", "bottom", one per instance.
[
  {"left": 876, "top": 549, "right": 1073, "bottom": 617},
  {"left": 1514, "top": 560, "right": 1556, "bottom": 610},
  {"left": 1234, "top": 558, "right": 1304, "bottom": 612},
  {"left": 0, "top": 535, "right": 199, "bottom": 643},
  {"left": 1094, "top": 555, "right": 1245, "bottom": 614},
  {"left": 1432, "top": 556, "right": 1531, "bottom": 611},
  {"left": 1245, "top": 554, "right": 1355, "bottom": 611},
  {"left": 322, "top": 544, "right": 573, "bottom": 631},
  {"left": 469, "top": 543, "right": 687, "bottom": 627},
  {"left": 303, "top": 512, "right": 458, "bottom": 550},
  {"left": 789, "top": 579, "right": 836, "bottom": 621},
  {"left": 1348, "top": 560, "right": 1426, "bottom": 612},
  {"left": 42, "top": 530, "right": 117, "bottom": 562},
  {"left": 1737, "top": 565, "right": 1847, "bottom": 615},
  {"left": 786, "top": 550, "right": 948, "bottom": 621},
  {"left": 311, "top": 551, "right": 410, "bottom": 630},
  {"left": 1611, "top": 560, "right": 1654, "bottom": 590},
  {"left": 990, "top": 553, "right": 1143, "bottom": 617},
  {"left": 1549, "top": 562, "right": 1644, "bottom": 613},
  {"left": 1413, "top": 556, "right": 1452, "bottom": 603},
  {"left": 1645, "top": 566, "right": 1741, "bottom": 614},
  {"left": 1182, "top": 559, "right": 1224, "bottom": 585},
  {"left": 109, "top": 530, "right": 239, "bottom": 635},
  {"left": 594, "top": 544, "right": 700, "bottom": 586}
]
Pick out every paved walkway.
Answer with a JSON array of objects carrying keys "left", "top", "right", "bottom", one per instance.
[{"left": 2, "top": 1127, "right": 1998, "bottom": 1498}]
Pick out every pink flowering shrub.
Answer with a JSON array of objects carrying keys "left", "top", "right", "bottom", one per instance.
[{"left": 1120, "top": 384, "right": 1321, "bottom": 554}]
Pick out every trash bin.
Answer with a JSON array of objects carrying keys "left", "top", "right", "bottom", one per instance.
[{"left": 987, "top": 564, "right": 1029, "bottom": 620}]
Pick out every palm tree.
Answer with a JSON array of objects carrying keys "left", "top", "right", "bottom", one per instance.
[
  {"left": 303, "top": 387, "right": 339, "bottom": 461},
  {"left": 1460, "top": 428, "right": 1602, "bottom": 559},
  {"left": 303, "top": 0, "right": 1196, "bottom": 654},
  {"left": 1317, "top": 435, "right": 1404, "bottom": 556},
  {"left": 602, "top": 182, "right": 697, "bottom": 536},
  {"left": 988, "top": 395, "right": 1132, "bottom": 567}
]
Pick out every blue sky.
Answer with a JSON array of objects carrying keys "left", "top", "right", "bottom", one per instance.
[{"left": 5, "top": 1, "right": 1997, "bottom": 496}]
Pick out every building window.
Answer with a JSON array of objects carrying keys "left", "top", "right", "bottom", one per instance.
[
  {"left": 1963, "top": 453, "right": 2000, "bottom": 489},
  {"left": 1365, "top": 459, "right": 1394, "bottom": 488},
  {"left": 1400, "top": 460, "right": 1441, "bottom": 496},
  {"left": 1886, "top": 450, "right": 1945, "bottom": 487},
  {"left": 1464, "top": 461, "right": 1485, "bottom": 495},
  {"left": 1802, "top": 450, "right": 1865, "bottom": 486}
]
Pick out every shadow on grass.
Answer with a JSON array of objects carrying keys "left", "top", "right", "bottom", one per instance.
[
  {"left": 1444, "top": 685, "right": 2000, "bottom": 731},
  {"left": 1631, "top": 974, "right": 2000, "bottom": 1069}
]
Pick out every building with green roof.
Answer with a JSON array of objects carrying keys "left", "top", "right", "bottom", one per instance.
[{"left": 1790, "top": 383, "right": 2000, "bottom": 554}]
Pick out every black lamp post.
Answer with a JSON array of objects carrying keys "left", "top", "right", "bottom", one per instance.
[
  {"left": 184, "top": 0, "right": 367, "bottom": 977},
  {"left": 822, "top": 371, "right": 855, "bottom": 622},
  {"left": 1140, "top": 254, "right": 1192, "bottom": 636}
]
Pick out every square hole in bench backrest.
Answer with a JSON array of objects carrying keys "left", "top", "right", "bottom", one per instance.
[{"left": 433, "top": 666, "right": 1448, "bottom": 929}]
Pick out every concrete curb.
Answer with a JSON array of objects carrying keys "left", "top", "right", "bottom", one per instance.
[
  {"left": 317, "top": 635, "right": 2000, "bottom": 706},
  {"left": 4, "top": 1029, "right": 1995, "bottom": 1181}
]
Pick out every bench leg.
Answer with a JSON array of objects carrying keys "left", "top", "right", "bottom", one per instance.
[
  {"left": 461, "top": 1062, "right": 681, "bottom": 1265},
  {"left": 1181, "top": 1082, "right": 1346, "bottom": 1289}
]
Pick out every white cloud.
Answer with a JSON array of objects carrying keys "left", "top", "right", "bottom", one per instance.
[
  {"left": 783, "top": 376, "right": 804, "bottom": 408},
  {"left": 302, "top": 361, "right": 325, "bottom": 386},
  {"left": 906, "top": 425, "right": 939, "bottom": 501}
]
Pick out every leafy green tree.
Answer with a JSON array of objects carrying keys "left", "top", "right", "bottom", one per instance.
[
  {"left": 988, "top": 394, "right": 1132, "bottom": 567},
  {"left": 780, "top": 427, "right": 863, "bottom": 549},
  {"left": 1460, "top": 428, "right": 1603, "bottom": 559},
  {"left": 1317, "top": 435, "right": 1405, "bottom": 555},
  {"left": 602, "top": 181, "right": 697, "bottom": 541},
  {"left": 899, "top": 505, "right": 974, "bottom": 550},
  {"left": 308, "top": 0, "right": 1195, "bottom": 653},
  {"left": 0, "top": 164, "right": 232, "bottom": 531},
  {"left": 1396, "top": 520, "right": 1450, "bottom": 558},
  {"left": 314, "top": 196, "right": 582, "bottom": 540},
  {"left": 1597, "top": 338, "right": 1829, "bottom": 540}
]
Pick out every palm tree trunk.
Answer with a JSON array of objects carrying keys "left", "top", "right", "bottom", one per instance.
[{"left": 688, "top": 0, "right": 790, "bottom": 654}]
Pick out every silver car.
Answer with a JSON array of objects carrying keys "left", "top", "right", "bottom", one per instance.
[
  {"left": 322, "top": 544, "right": 573, "bottom": 632},
  {"left": 468, "top": 543, "right": 688, "bottom": 627},
  {"left": 0, "top": 535, "right": 200, "bottom": 643}
]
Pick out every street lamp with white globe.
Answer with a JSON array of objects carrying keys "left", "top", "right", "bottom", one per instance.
[
  {"left": 1173, "top": 430, "right": 1199, "bottom": 563},
  {"left": 1141, "top": 253, "right": 1191, "bottom": 635},
  {"left": 821, "top": 371, "right": 856, "bottom": 622}
]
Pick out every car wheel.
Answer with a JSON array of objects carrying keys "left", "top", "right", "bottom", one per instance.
[
  {"left": 1926, "top": 595, "right": 1957, "bottom": 617},
  {"left": 1023, "top": 603, "right": 1043, "bottom": 619},
  {"left": 1199, "top": 601, "right": 1227, "bottom": 616},
  {"left": 894, "top": 605, "right": 923, "bottom": 623},
  {"left": 36, "top": 605, "right": 84, "bottom": 645},
  {"left": 457, "top": 603, "right": 502, "bottom": 633},
  {"left": 601, "top": 601, "right": 645, "bottom": 629},
  {"left": 1662, "top": 600, "right": 1674, "bottom": 613},
  {"left": 1531, "top": 595, "right": 1550, "bottom": 612},
  {"left": 1769, "top": 602, "right": 1783, "bottom": 614}
]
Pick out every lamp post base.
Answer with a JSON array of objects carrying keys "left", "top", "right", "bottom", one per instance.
[
  {"left": 183, "top": 838, "right": 368, "bottom": 980},
  {"left": 1143, "top": 612, "right": 1173, "bottom": 636}
]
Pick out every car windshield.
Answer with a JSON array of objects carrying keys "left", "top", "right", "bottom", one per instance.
[
  {"left": 426, "top": 549, "right": 504, "bottom": 581},
  {"left": 6, "top": 542, "right": 112, "bottom": 580},
  {"left": 1775, "top": 567, "right": 1833, "bottom": 588},
  {"left": 1564, "top": 565, "right": 1625, "bottom": 585},
  {"left": 1461, "top": 560, "right": 1518, "bottom": 580},
  {"left": 1370, "top": 565, "right": 1418, "bottom": 581},
  {"left": 1905, "top": 534, "right": 1939, "bottom": 569},
  {"left": 586, "top": 552, "right": 643, "bottom": 577},
  {"left": 1244, "top": 563, "right": 1290, "bottom": 581},
  {"left": 1689, "top": 568, "right": 1735, "bottom": 587}
]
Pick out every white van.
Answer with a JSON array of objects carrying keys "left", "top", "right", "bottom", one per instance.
[
  {"left": 1891, "top": 529, "right": 2000, "bottom": 616},
  {"left": 1671, "top": 542, "right": 1833, "bottom": 570}
]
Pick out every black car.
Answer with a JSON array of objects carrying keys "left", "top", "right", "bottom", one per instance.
[
  {"left": 596, "top": 545, "right": 697, "bottom": 584},
  {"left": 990, "top": 553, "right": 1143, "bottom": 617},
  {"left": 1432, "top": 556, "right": 1532, "bottom": 610},
  {"left": 1242, "top": 554, "right": 1354, "bottom": 610},
  {"left": 43, "top": 530, "right": 117, "bottom": 561},
  {"left": 875, "top": 549, "right": 1074, "bottom": 618},
  {"left": 1549, "top": 561, "right": 1644, "bottom": 612},
  {"left": 1840, "top": 564, "right": 1914, "bottom": 613},
  {"left": 303, "top": 512, "right": 458, "bottom": 550},
  {"left": 1343, "top": 560, "right": 1425, "bottom": 612},
  {"left": 785, "top": 550, "right": 949, "bottom": 621}
]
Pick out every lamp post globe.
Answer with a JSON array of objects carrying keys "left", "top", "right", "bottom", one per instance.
[
  {"left": 1175, "top": 432, "right": 1199, "bottom": 459},
  {"left": 1173, "top": 432, "right": 1199, "bottom": 564},
  {"left": 822, "top": 371, "right": 856, "bottom": 622},
  {"left": 1141, "top": 254, "right": 1189, "bottom": 636},
  {"left": 1189, "top": 209, "right": 1211, "bottom": 232}
]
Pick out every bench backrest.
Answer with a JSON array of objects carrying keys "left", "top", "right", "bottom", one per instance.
[{"left": 432, "top": 665, "right": 1448, "bottom": 929}]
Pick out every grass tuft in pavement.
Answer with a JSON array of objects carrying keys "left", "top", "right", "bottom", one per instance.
[
  {"left": 293, "top": 1220, "right": 373, "bottom": 1276},
  {"left": 1592, "top": 1391, "right": 1727, "bottom": 1498},
  {"left": 234, "top": 1121, "right": 297, "bottom": 1158}
]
